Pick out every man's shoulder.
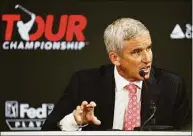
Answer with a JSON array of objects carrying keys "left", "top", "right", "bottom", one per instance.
[{"left": 74, "top": 64, "right": 114, "bottom": 78}]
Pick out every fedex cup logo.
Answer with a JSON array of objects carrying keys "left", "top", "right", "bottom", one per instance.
[
  {"left": 5, "top": 101, "right": 54, "bottom": 130},
  {"left": 20, "top": 104, "right": 50, "bottom": 118},
  {"left": 2, "top": 4, "right": 88, "bottom": 50}
]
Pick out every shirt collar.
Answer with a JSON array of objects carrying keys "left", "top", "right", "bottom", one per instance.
[{"left": 114, "top": 66, "right": 143, "bottom": 92}]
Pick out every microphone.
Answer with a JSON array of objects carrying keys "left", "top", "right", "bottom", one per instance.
[
  {"left": 139, "top": 70, "right": 145, "bottom": 77},
  {"left": 139, "top": 70, "right": 156, "bottom": 130},
  {"left": 138, "top": 70, "right": 174, "bottom": 131},
  {"left": 140, "top": 101, "right": 157, "bottom": 131},
  {"left": 139, "top": 70, "right": 148, "bottom": 91}
]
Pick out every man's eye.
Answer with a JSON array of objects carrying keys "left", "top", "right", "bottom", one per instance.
[
  {"left": 132, "top": 50, "right": 142, "bottom": 55},
  {"left": 147, "top": 46, "right": 152, "bottom": 51}
]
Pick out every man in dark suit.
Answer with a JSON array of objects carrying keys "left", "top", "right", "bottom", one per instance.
[{"left": 41, "top": 18, "right": 190, "bottom": 131}]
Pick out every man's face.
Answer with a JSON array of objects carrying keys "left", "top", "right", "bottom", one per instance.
[{"left": 111, "top": 34, "right": 153, "bottom": 81}]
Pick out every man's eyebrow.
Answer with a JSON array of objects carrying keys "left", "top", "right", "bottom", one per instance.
[
  {"left": 131, "top": 48, "right": 143, "bottom": 52},
  {"left": 131, "top": 44, "right": 152, "bottom": 53}
]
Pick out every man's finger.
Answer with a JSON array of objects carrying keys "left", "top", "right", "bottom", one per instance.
[
  {"left": 76, "top": 106, "right": 83, "bottom": 114},
  {"left": 86, "top": 101, "right": 96, "bottom": 108},
  {"left": 76, "top": 106, "right": 81, "bottom": 110},
  {"left": 82, "top": 101, "right": 88, "bottom": 106},
  {"left": 81, "top": 101, "right": 88, "bottom": 109},
  {"left": 73, "top": 110, "right": 82, "bottom": 124},
  {"left": 86, "top": 106, "right": 95, "bottom": 112},
  {"left": 91, "top": 116, "right": 101, "bottom": 125},
  {"left": 89, "top": 101, "right": 96, "bottom": 107}
]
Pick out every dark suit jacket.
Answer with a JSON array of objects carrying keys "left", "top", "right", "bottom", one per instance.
[{"left": 41, "top": 65, "right": 190, "bottom": 131}]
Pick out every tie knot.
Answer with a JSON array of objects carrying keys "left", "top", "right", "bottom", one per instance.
[{"left": 124, "top": 83, "right": 137, "bottom": 94}]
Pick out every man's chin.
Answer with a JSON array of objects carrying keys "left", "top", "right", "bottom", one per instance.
[
  {"left": 138, "top": 73, "right": 150, "bottom": 80},
  {"left": 144, "top": 73, "right": 150, "bottom": 80}
]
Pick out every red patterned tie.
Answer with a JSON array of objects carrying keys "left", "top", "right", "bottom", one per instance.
[{"left": 124, "top": 83, "right": 141, "bottom": 130}]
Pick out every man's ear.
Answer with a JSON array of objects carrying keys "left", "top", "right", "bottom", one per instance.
[{"left": 109, "top": 52, "right": 121, "bottom": 66}]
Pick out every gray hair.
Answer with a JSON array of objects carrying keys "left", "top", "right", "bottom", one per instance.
[{"left": 104, "top": 18, "right": 150, "bottom": 53}]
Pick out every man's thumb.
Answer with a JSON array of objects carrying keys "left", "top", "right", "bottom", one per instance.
[{"left": 92, "top": 116, "right": 101, "bottom": 125}]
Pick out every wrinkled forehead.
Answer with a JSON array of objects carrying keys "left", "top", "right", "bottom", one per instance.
[
  {"left": 125, "top": 34, "right": 151, "bottom": 46},
  {"left": 122, "top": 34, "right": 152, "bottom": 50}
]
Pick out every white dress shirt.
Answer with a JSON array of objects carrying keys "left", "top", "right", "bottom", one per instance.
[
  {"left": 59, "top": 66, "right": 143, "bottom": 131},
  {"left": 113, "top": 66, "right": 142, "bottom": 129}
]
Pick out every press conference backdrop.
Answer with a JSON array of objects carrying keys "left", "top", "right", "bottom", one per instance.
[{"left": 0, "top": 0, "right": 192, "bottom": 131}]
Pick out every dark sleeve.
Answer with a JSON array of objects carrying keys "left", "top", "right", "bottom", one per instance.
[
  {"left": 172, "top": 77, "right": 191, "bottom": 130},
  {"left": 41, "top": 72, "right": 80, "bottom": 131}
]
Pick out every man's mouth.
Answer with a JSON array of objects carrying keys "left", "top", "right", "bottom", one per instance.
[{"left": 140, "top": 66, "right": 151, "bottom": 73}]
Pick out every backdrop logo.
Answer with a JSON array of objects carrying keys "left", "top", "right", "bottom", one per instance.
[
  {"left": 170, "top": 24, "right": 192, "bottom": 39},
  {"left": 2, "top": 4, "right": 88, "bottom": 50},
  {"left": 5, "top": 101, "right": 54, "bottom": 130}
]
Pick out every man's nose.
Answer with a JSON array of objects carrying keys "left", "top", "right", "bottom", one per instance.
[{"left": 142, "top": 51, "right": 152, "bottom": 63}]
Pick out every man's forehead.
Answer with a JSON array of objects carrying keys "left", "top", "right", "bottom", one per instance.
[{"left": 124, "top": 35, "right": 152, "bottom": 48}]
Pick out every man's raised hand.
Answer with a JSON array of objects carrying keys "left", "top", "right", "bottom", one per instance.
[{"left": 73, "top": 101, "right": 101, "bottom": 126}]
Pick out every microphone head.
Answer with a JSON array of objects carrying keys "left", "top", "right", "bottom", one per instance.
[{"left": 139, "top": 70, "right": 145, "bottom": 77}]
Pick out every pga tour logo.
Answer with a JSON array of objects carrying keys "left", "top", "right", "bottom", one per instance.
[
  {"left": 2, "top": 4, "right": 88, "bottom": 50},
  {"left": 5, "top": 101, "right": 54, "bottom": 130}
]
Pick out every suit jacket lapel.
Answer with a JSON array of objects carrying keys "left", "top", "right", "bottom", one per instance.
[
  {"left": 98, "top": 65, "right": 115, "bottom": 130},
  {"left": 141, "top": 67, "right": 160, "bottom": 125}
]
